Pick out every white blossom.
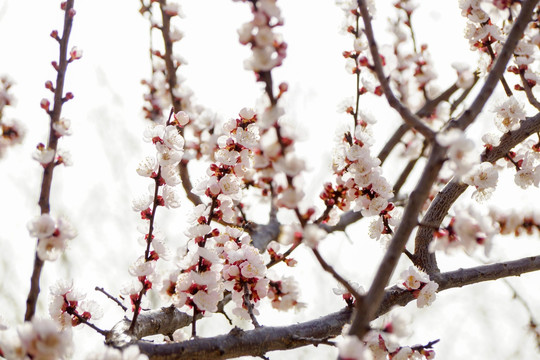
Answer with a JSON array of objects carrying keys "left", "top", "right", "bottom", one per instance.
[{"left": 417, "top": 281, "right": 439, "bottom": 308}]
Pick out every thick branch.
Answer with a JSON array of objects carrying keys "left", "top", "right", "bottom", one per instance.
[
  {"left": 107, "top": 306, "right": 194, "bottom": 347},
  {"left": 133, "top": 255, "right": 540, "bottom": 359},
  {"left": 138, "top": 308, "right": 352, "bottom": 360}
]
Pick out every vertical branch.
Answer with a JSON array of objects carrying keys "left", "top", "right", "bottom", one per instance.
[
  {"left": 157, "top": 0, "right": 201, "bottom": 206},
  {"left": 25, "top": 0, "right": 76, "bottom": 322}
]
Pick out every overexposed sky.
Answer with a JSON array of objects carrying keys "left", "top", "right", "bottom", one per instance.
[{"left": 0, "top": 1, "right": 539, "bottom": 359}]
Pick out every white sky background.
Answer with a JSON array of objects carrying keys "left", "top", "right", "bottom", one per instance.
[{"left": 0, "top": 0, "right": 539, "bottom": 359}]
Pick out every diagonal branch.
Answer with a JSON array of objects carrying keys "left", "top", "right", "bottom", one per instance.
[
  {"left": 356, "top": 0, "right": 436, "bottom": 141},
  {"left": 453, "top": 0, "right": 538, "bottom": 131}
]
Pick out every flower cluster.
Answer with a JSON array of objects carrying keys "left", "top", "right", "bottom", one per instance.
[
  {"left": 338, "top": 310, "right": 436, "bottom": 360},
  {"left": 489, "top": 207, "right": 540, "bottom": 236},
  {"left": 172, "top": 238, "right": 224, "bottom": 314},
  {"left": 0, "top": 76, "right": 25, "bottom": 159},
  {"left": 322, "top": 124, "right": 396, "bottom": 239},
  {"left": 460, "top": 0, "right": 504, "bottom": 52},
  {"left": 460, "top": 0, "right": 539, "bottom": 94},
  {"left": 338, "top": 2, "right": 383, "bottom": 97},
  {"left": 221, "top": 231, "right": 269, "bottom": 319},
  {"left": 169, "top": 111, "right": 258, "bottom": 318},
  {"left": 462, "top": 161, "right": 499, "bottom": 201},
  {"left": 27, "top": 213, "right": 77, "bottom": 261},
  {"left": 0, "top": 318, "right": 72, "bottom": 359},
  {"left": 398, "top": 266, "right": 438, "bottom": 308},
  {"left": 48, "top": 279, "right": 103, "bottom": 329},
  {"left": 238, "top": 0, "right": 287, "bottom": 72},
  {"left": 159, "top": 102, "right": 306, "bottom": 322},
  {"left": 431, "top": 204, "right": 499, "bottom": 256},
  {"left": 492, "top": 96, "right": 526, "bottom": 133},
  {"left": 126, "top": 112, "right": 186, "bottom": 313},
  {"left": 497, "top": 136, "right": 540, "bottom": 190},
  {"left": 267, "top": 276, "right": 303, "bottom": 311}
]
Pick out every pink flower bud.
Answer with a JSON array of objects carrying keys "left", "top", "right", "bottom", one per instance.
[{"left": 40, "top": 98, "right": 50, "bottom": 111}]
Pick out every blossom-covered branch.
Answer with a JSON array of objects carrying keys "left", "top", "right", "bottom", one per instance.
[
  {"left": 131, "top": 254, "right": 540, "bottom": 359},
  {"left": 25, "top": 0, "right": 79, "bottom": 322},
  {"left": 415, "top": 112, "right": 540, "bottom": 273},
  {"left": 356, "top": 0, "right": 436, "bottom": 141}
]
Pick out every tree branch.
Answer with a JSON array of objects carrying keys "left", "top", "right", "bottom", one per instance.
[
  {"left": 25, "top": 0, "right": 76, "bottom": 322},
  {"left": 453, "top": 0, "right": 538, "bottom": 131},
  {"left": 157, "top": 0, "right": 201, "bottom": 206},
  {"left": 356, "top": 0, "right": 436, "bottom": 141},
  {"left": 132, "top": 255, "right": 540, "bottom": 359},
  {"left": 322, "top": 82, "right": 461, "bottom": 234},
  {"left": 347, "top": 140, "right": 447, "bottom": 339}
]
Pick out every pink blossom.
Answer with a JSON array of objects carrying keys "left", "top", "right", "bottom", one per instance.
[{"left": 32, "top": 144, "right": 55, "bottom": 165}]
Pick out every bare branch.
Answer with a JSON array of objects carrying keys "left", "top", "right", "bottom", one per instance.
[
  {"left": 95, "top": 286, "right": 128, "bottom": 312},
  {"left": 312, "top": 248, "right": 364, "bottom": 302}
]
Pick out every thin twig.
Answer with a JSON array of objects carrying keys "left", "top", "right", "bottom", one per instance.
[
  {"left": 312, "top": 248, "right": 364, "bottom": 302},
  {"left": 95, "top": 286, "right": 128, "bottom": 312},
  {"left": 68, "top": 308, "right": 109, "bottom": 336},
  {"left": 242, "top": 283, "right": 261, "bottom": 328},
  {"left": 487, "top": 43, "right": 513, "bottom": 97},
  {"left": 519, "top": 71, "right": 540, "bottom": 110}
]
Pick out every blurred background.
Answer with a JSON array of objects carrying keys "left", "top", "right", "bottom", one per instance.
[{"left": 0, "top": 1, "right": 539, "bottom": 359}]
